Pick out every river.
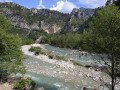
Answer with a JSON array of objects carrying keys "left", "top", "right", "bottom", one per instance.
[
  {"left": 42, "top": 44, "right": 107, "bottom": 66},
  {"left": 21, "top": 44, "right": 117, "bottom": 90}
]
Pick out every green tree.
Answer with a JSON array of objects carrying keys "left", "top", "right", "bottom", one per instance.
[
  {"left": 106, "top": 0, "right": 120, "bottom": 7},
  {"left": 114, "top": 0, "right": 120, "bottom": 7},
  {"left": 89, "top": 5, "right": 120, "bottom": 90},
  {"left": 0, "top": 15, "right": 25, "bottom": 78}
]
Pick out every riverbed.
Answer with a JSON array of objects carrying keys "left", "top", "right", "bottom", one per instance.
[
  {"left": 42, "top": 44, "right": 109, "bottom": 66},
  {"left": 22, "top": 44, "right": 120, "bottom": 90}
]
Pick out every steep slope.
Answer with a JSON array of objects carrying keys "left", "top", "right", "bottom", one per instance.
[
  {"left": 0, "top": 2, "right": 70, "bottom": 34},
  {"left": 0, "top": 2, "right": 97, "bottom": 36},
  {"left": 62, "top": 7, "right": 97, "bottom": 33}
]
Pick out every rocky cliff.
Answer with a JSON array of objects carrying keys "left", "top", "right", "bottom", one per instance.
[
  {"left": 62, "top": 7, "right": 97, "bottom": 33},
  {"left": 0, "top": 2, "right": 97, "bottom": 34},
  {"left": 0, "top": 2, "right": 70, "bottom": 34}
]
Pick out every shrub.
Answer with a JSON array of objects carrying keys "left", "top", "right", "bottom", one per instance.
[
  {"left": 22, "top": 38, "right": 34, "bottom": 45},
  {"left": 34, "top": 50, "right": 41, "bottom": 55},
  {"left": 29, "top": 46, "right": 46, "bottom": 55},
  {"left": 29, "top": 46, "right": 35, "bottom": 52},
  {"left": 14, "top": 77, "right": 36, "bottom": 90},
  {"left": 48, "top": 54, "right": 54, "bottom": 59}
]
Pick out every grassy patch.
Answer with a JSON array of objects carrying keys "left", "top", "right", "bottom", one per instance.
[
  {"left": 29, "top": 46, "right": 46, "bottom": 55},
  {"left": 70, "top": 60, "right": 83, "bottom": 66},
  {"left": 13, "top": 77, "right": 36, "bottom": 90},
  {"left": 48, "top": 53, "right": 67, "bottom": 61},
  {"left": 55, "top": 55, "right": 67, "bottom": 61}
]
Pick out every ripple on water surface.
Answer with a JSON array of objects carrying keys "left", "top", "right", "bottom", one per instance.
[
  {"left": 42, "top": 44, "right": 110, "bottom": 66},
  {"left": 23, "top": 50, "right": 110, "bottom": 90},
  {"left": 24, "top": 55, "right": 79, "bottom": 90}
]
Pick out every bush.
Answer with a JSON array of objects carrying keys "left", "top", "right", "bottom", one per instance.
[
  {"left": 14, "top": 77, "right": 36, "bottom": 90},
  {"left": 29, "top": 46, "right": 46, "bottom": 55},
  {"left": 48, "top": 53, "right": 67, "bottom": 61},
  {"left": 22, "top": 38, "right": 34, "bottom": 45},
  {"left": 35, "top": 50, "right": 41, "bottom": 55},
  {"left": 48, "top": 54, "right": 54, "bottom": 59},
  {"left": 29, "top": 46, "right": 35, "bottom": 52}
]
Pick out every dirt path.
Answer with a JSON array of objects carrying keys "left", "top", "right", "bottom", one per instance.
[{"left": 0, "top": 83, "right": 13, "bottom": 90}]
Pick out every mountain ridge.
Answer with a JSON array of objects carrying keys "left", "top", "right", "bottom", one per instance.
[{"left": 0, "top": 2, "right": 96, "bottom": 34}]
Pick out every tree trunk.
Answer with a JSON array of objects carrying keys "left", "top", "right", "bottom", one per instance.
[{"left": 112, "top": 54, "right": 115, "bottom": 90}]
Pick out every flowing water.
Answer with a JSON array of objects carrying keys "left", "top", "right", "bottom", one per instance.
[
  {"left": 23, "top": 55, "right": 109, "bottom": 90},
  {"left": 23, "top": 55, "right": 80, "bottom": 90},
  {"left": 22, "top": 44, "right": 111, "bottom": 90},
  {"left": 42, "top": 44, "right": 108, "bottom": 66}
]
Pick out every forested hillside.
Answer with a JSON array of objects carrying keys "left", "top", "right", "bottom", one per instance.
[
  {"left": 0, "top": 0, "right": 120, "bottom": 90},
  {"left": 0, "top": 2, "right": 96, "bottom": 35},
  {"left": 0, "top": 2, "right": 70, "bottom": 34}
]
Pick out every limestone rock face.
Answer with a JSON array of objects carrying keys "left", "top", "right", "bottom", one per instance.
[
  {"left": 0, "top": 2, "right": 69, "bottom": 34},
  {"left": 71, "top": 7, "right": 96, "bottom": 19},
  {"left": 31, "top": 8, "right": 38, "bottom": 14},
  {"left": 62, "top": 7, "right": 97, "bottom": 33},
  {"left": 40, "top": 21, "right": 61, "bottom": 33},
  {"left": 0, "top": 2, "right": 97, "bottom": 34}
]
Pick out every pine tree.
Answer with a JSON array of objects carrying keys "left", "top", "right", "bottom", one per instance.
[{"left": 0, "top": 15, "right": 25, "bottom": 78}]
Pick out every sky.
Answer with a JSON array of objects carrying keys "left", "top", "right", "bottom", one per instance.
[{"left": 0, "top": 0, "right": 107, "bottom": 13}]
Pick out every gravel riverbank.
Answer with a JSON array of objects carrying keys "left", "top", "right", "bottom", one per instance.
[
  {"left": 0, "top": 83, "right": 13, "bottom": 90},
  {"left": 22, "top": 44, "right": 120, "bottom": 89}
]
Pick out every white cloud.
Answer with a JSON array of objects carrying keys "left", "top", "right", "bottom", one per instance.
[
  {"left": 5, "top": 0, "right": 13, "bottom": 2},
  {"left": 37, "top": 0, "right": 45, "bottom": 9},
  {"left": 79, "top": 0, "right": 107, "bottom": 8},
  {"left": 50, "top": 0, "right": 77, "bottom": 13},
  {"left": 0, "top": 0, "right": 13, "bottom": 2}
]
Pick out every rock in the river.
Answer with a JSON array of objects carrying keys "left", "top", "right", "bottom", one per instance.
[{"left": 81, "top": 87, "right": 98, "bottom": 90}]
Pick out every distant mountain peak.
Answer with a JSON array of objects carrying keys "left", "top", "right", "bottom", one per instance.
[{"left": 71, "top": 7, "right": 97, "bottom": 17}]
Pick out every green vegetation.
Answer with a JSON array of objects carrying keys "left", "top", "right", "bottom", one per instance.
[
  {"left": 41, "top": 4, "right": 120, "bottom": 90},
  {"left": 9, "top": 27, "right": 50, "bottom": 45},
  {"left": 48, "top": 53, "right": 67, "bottom": 61},
  {"left": 0, "top": 14, "right": 36, "bottom": 90},
  {"left": 41, "top": 32, "right": 89, "bottom": 50},
  {"left": 0, "top": 1, "right": 120, "bottom": 90},
  {"left": 29, "top": 46, "right": 67, "bottom": 61},
  {"left": 114, "top": 0, "right": 120, "bottom": 7},
  {"left": 29, "top": 46, "right": 46, "bottom": 55},
  {"left": 14, "top": 77, "right": 36, "bottom": 90},
  {"left": 71, "top": 60, "right": 83, "bottom": 66},
  {"left": 8, "top": 27, "right": 34, "bottom": 45},
  {"left": 0, "top": 15, "right": 25, "bottom": 77},
  {"left": 88, "top": 4, "right": 120, "bottom": 90},
  {"left": 0, "top": 2, "right": 70, "bottom": 27},
  {"left": 47, "top": 52, "right": 84, "bottom": 66},
  {"left": 55, "top": 55, "right": 67, "bottom": 61},
  {"left": 21, "top": 38, "right": 34, "bottom": 45},
  {"left": 71, "top": 16, "right": 83, "bottom": 27},
  {"left": 29, "top": 29, "right": 48, "bottom": 41},
  {"left": 48, "top": 53, "right": 54, "bottom": 59}
]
